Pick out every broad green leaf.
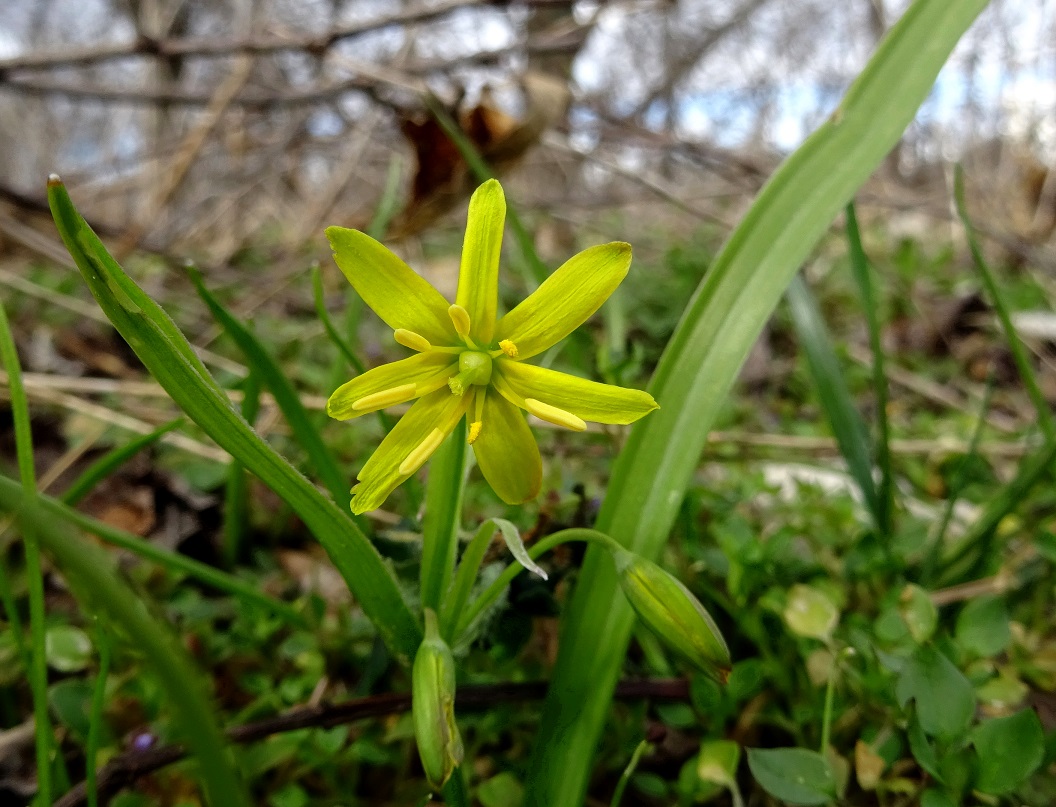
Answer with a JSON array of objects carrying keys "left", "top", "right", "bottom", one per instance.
[
  {"left": 45, "top": 625, "right": 93, "bottom": 672},
  {"left": 970, "top": 710, "right": 1045, "bottom": 794},
  {"left": 787, "top": 275, "right": 880, "bottom": 524},
  {"left": 47, "top": 179, "right": 421, "bottom": 660},
  {"left": 896, "top": 645, "right": 976, "bottom": 741},
  {"left": 783, "top": 583, "right": 840, "bottom": 642},
  {"left": 899, "top": 584, "right": 938, "bottom": 644},
  {"left": 907, "top": 715, "right": 943, "bottom": 782},
  {"left": 478, "top": 772, "right": 524, "bottom": 807},
  {"left": 747, "top": 747, "right": 836, "bottom": 805},
  {"left": 955, "top": 596, "right": 1010, "bottom": 657},
  {"left": 524, "top": 2, "right": 991, "bottom": 802},
  {"left": 920, "top": 789, "right": 958, "bottom": 807}
]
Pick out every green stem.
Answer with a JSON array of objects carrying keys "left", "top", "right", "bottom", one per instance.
[
  {"left": 610, "top": 740, "right": 651, "bottom": 807},
  {"left": 454, "top": 529, "right": 618, "bottom": 639},
  {"left": 440, "top": 520, "right": 499, "bottom": 641},
  {"left": 420, "top": 421, "right": 468, "bottom": 612},
  {"left": 819, "top": 655, "right": 838, "bottom": 753},
  {"left": 86, "top": 624, "right": 112, "bottom": 807},
  {"left": 440, "top": 766, "right": 469, "bottom": 807},
  {"left": 0, "top": 300, "right": 52, "bottom": 805}
]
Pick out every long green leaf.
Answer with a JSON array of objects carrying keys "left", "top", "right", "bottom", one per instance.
[
  {"left": 47, "top": 179, "right": 421, "bottom": 661},
  {"left": 0, "top": 486, "right": 249, "bottom": 807},
  {"left": 787, "top": 274, "right": 881, "bottom": 525},
  {"left": 189, "top": 268, "right": 351, "bottom": 510},
  {"left": 524, "top": 1, "right": 991, "bottom": 803}
]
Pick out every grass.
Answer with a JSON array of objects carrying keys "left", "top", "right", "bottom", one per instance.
[{"left": 1, "top": 180, "right": 1055, "bottom": 805}]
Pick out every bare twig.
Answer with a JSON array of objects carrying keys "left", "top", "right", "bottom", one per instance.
[{"left": 54, "top": 677, "right": 689, "bottom": 807}]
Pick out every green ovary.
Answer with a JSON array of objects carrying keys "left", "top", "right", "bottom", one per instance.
[{"left": 448, "top": 351, "right": 493, "bottom": 395}]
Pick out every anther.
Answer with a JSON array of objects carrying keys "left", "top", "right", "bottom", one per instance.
[
  {"left": 352, "top": 383, "right": 416, "bottom": 411},
  {"left": 499, "top": 339, "right": 519, "bottom": 359},
  {"left": 524, "top": 398, "right": 586, "bottom": 431},
  {"left": 394, "top": 329, "right": 432, "bottom": 352},
  {"left": 467, "top": 421, "right": 482, "bottom": 444},
  {"left": 448, "top": 304, "right": 472, "bottom": 340},
  {"left": 399, "top": 428, "right": 446, "bottom": 475}
]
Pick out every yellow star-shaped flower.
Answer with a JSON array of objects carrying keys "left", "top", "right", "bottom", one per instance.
[{"left": 326, "top": 179, "right": 659, "bottom": 514}]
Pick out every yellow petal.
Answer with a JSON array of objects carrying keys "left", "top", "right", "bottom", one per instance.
[
  {"left": 456, "top": 180, "right": 505, "bottom": 344},
  {"left": 326, "top": 226, "right": 456, "bottom": 345},
  {"left": 327, "top": 353, "right": 455, "bottom": 420},
  {"left": 495, "top": 242, "right": 631, "bottom": 360},
  {"left": 496, "top": 361, "right": 658, "bottom": 425},
  {"left": 350, "top": 388, "right": 471, "bottom": 514},
  {"left": 470, "top": 388, "right": 542, "bottom": 505}
]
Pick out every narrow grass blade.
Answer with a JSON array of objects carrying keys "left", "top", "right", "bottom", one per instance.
[
  {"left": 420, "top": 420, "right": 467, "bottom": 611},
  {"left": 921, "top": 374, "right": 994, "bottom": 583},
  {"left": 954, "top": 166, "right": 1055, "bottom": 439},
  {"left": 0, "top": 473, "right": 305, "bottom": 627},
  {"left": 524, "top": 2, "right": 991, "bottom": 803},
  {"left": 189, "top": 267, "right": 351, "bottom": 510},
  {"left": 0, "top": 487, "right": 250, "bottom": 807},
  {"left": 0, "top": 300, "right": 54, "bottom": 803},
  {"left": 62, "top": 419, "right": 183, "bottom": 506},
  {"left": 48, "top": 179, "right": 421, "bottom": 660},
  {"left": 845, "top": 203, "right": 895, "bottom": 535},
  {"left": 224, "top": 373, "right": 260, "bottom": 566},
  {"left": 787, "top": 274, "right": 881, "bottom": 525}
]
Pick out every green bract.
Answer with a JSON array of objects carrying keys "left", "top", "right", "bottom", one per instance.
[
  {"left": 326, "top": 179, "right": 659, "bottom": 513},
  {"left": 412, "top": 609, "right": 463, "bottom": 790}
]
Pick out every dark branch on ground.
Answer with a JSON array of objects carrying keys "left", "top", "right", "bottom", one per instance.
[{"left": 53, "top": 678, "right": 689, "bottom": 807}]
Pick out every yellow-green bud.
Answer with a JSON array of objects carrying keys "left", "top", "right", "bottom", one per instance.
[
  {"left": 412, "top": 609, "right": 464, "bottom": 790},
  {"left": 613, "top": 547, "right": 731, "bottom": 682}
]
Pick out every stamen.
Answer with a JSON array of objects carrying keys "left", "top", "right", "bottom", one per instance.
[
  {"left": 448, "top": 304, "right": 472, "bottom": 340},
  {"left": 416, "top": 367, "right": 460, "bottom": 397},
  {"left": 394, "top": 329, "right": 432, "bottom": 352},
  {"left": 352, "top": 383, "right": 416, "bottom": 411},
  {"left": 499, "top": 339, "right": 519, "bottom": 359},
  {"left": 524, "top": 398, "right": 587, "bottom": 431},
  {"left": 399, "top": 428, "right": 446, "bottom": 475},
  {"left": 467, "top": 421, "right": 482, "bottom": 444}
]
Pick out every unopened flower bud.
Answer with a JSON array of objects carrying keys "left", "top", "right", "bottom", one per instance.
[
  {"left": 412, "top": 609, "right": 464, "bottom": 790},
  {"left": 613, "top": 547, "right": 731, "bottom": 682}
]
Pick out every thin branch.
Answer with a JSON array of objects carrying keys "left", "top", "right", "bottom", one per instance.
[
  {"left": 0, "top": 0, "right": 490, "bottom": 72},
  {"left": 54, "top": 678, "right": 689, "bottom": 807}
]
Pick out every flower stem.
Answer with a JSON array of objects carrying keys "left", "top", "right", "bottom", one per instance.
[{"left": 454, "top": 529, "right": 619, "bottom": 639}]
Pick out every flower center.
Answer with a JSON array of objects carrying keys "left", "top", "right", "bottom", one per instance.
[{"left": 447, "top": 351, "right": 492, "bottom": 395}]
